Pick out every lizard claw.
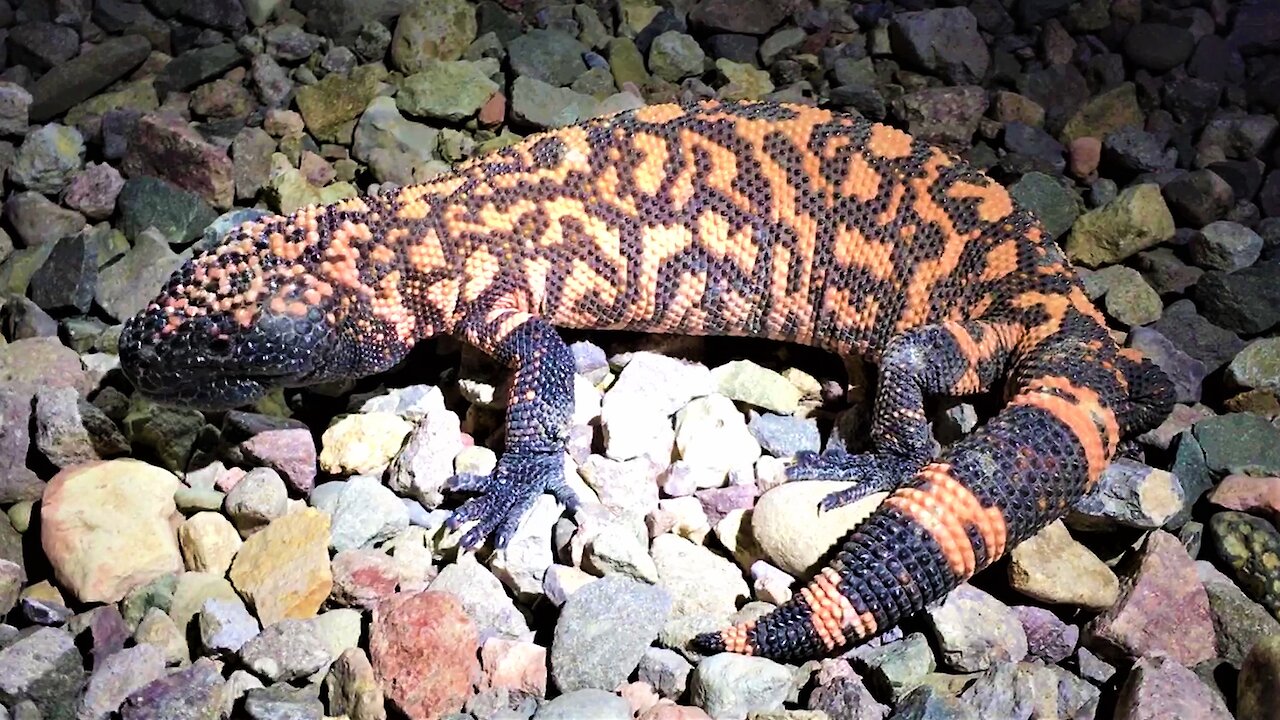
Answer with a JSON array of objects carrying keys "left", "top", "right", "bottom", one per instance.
[
  {"left": 445, "top": 450, "right": 580, "bottom": 549},
  {"left": 785, "top": 448, "right": 917, "bottom": 511}
]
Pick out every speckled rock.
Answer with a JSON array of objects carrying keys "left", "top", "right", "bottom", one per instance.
[
  {"left": 690, "top": 654, "right": 793, "bottom": 720},
  {"left": 1238, "top": 634, "right": 1280, "bottom": 720},
  {"left": 1227, "top": 338, "right": 1280, "bottom": 392},
  {"left": 1197, "top": 560, "right": 1280, "bottom": 668},
  {"left": 369, "top": 590, "right": 480, "bottom": 720},
  {"left": 1113, "top": 653, "right": 1231, "bottom": 720},
  {"left": 0, "top": 626, "right": 86, "bottom": 718},
  {"left": 551, "top": 575, "right": 672, "bottom": 693},
  {"left": 1066, "top": 183, "right": 1175, "bottom": 267},
  {"left": 1209, "top": 511, "right": 1280, "bottom": 620},
  {"left": 926, "top": 583, "right": 1028, "bottom": 672},
  {"left": 1068, "top": 459, "right": 1185, "bottom": 531},
  {"left": 397, "top": 58, "right": 500, "bottom": 122}
]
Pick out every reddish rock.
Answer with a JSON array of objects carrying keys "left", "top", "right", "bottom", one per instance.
[
  {"left": 1069, "top": 136, "right": 1102, "bottom": 179},
  {"left": 122, "top": 112, "right": 234, "bottom": 209},
  {"left": 478, "top": 92, "right": 505, "bottom": 126},
  {"left": 1208, "top": 474, "right": 1280, "bottom": 520},
  {"left": 331, "top": 549, "right": 402, "bottom": 609},
  {"left": 1084, "top": 530, "right": 1216, "bottom": 666},
  {"left": 1113, "top": 653, "right": 1231, "bottom": 719},
  {"left": 241, "top": 428, "right": 317, "bottom": 494},
  {"left": 370, "top": 590, "right": 480, "bottom": 720},
  {"left": 480, "top": 637, "right": 546, "bottom": 696},
  {"left": 63, "top": 162, "right": 125, "bottom": 220},
  {"left": 641, "top": 703, "right": 714, "bottom": 720}
]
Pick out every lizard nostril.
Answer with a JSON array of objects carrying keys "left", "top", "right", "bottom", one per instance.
[{"left": 209, "top": 337, "right": 231, "bottom": 355}]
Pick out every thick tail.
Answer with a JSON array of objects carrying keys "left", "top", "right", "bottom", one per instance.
[{"left": 695, "top": 315, "right": 1167, "bottom": 661}]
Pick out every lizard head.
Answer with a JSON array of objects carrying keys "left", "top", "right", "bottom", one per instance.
[{"left": 119, "top": 205, "right": 416, "bottom": 410}]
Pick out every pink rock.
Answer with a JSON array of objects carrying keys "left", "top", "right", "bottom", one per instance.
[
  {"left": 1069, "top": 136, "right": 1102, "bottom": 179},
  {"left": 241, "top": 428, "right": 317, "bottom": 494},
  {"left": 370, "top": 590, "right": 480, "bottom": 720},
  {"left": 1208, "top": 474, "right": 1280, "bottom": 520},
  {"left": 215, "top": 466, "right": 247, "bottom": 493},
  {"left": 480, "top": 638, "right": 546, "bottom": 697},
  {"left": 1084, "top": 531, "right": 1216, "bottom": 666},
  {"left": 621, "top": 681, "right": 661, "bottom": 717},
  {"left": 63, "top": 162, "right": 124, "bottom": 220},
  {"left": 1113, "top": 653, "right": 1231, "bottom": 719},
  {"left": 478, "top": 92, "right": 505, "bottom": 127},
  {"left": 331, "top": 549, "right": 402, "bottom": 609},
  {"left": 121, "top": 111, "right": 234, "bottom": 209},
  {"left": 640, "top": 703, "right": 714, "bottom": 720}
]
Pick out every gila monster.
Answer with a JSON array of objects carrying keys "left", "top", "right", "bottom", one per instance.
[{"left": 119, "top": 99, "right": 1175, "bottom": 662}]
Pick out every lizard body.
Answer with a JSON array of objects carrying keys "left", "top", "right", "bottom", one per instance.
[{"left": 119, "top": 100, "right": 1174, "bottom": 662}]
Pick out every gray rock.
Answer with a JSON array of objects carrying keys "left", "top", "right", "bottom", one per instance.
[
  {"left": 119, "top": 657, "right": 227, "bottom": 720},
  {"left": 198, "top": 597, "right": 260, "bottom": 655},
  {"left": 1113, "top": 653, "right": 1231, "bottom": 719},
  {"left": 116, "top": 176, "right": 218, "bottom": 245},
  {"left": 1124, "top": 23, "right": 1195, "bottom": 72},
  {"left": 76, "top": 644, "right": 167, "bottom": 720},
  {"left": 550, "top": 575, "right": 672, "bottom": 693},
  {"left": 1103, "top": 126, "right": 1175, "bottom": 173},
  {"left": 637, "top": 647, "right": 691, "bottom": 699},
  {"left": 11, "top": 123, "right": 84, "bottom": 194},
  {"left": 1194, "top": 264, "right": 1280, "bottom": 335},
  {"left": 925, "top": 584, "right": 1028, "bottom": 673},
  {"left": 1068, "top": 459, "right": 1185, "bottom": 531},
  {"left": 533, "top": 688, "right": 629, "bottom": 720},
  {"left": 508, "top": 29, "right": 588, "bottom": 87},
  {"left": 34, "top": 386, "right": 129, "bottom": 468},
  {"left": 0, "top": 82, "right": 32, "bottom": 135},
  {"left": 238, "top": 619, "right": 332, "bottom": 683},
  {"left": 1127, "top": 326, "right": 1207, "bottom": 404},
  {"left": 323, "top": 475, "right": 409, "bottom": 552},
  {"left": 28, "top": 35, "right": 152, "bottom": 123},
  {"left": 1196, "top": 561, "right": 1280, "bottom": 668},
  {"left": 510, "top": 76, "right": 598, "bottom": 129},
  {"left": 889, "top": 8, "right": 991, "bottom": 85},
  {"left": 1228, "top": 337, "right": 1280, "bottom": 392},
  {"left": 352, "top": 95, "right": 439, "bottom": 185},
  {"left": 747, "top": 412, "right": 820, "bottom": 458},
  {"left": 1011, "top": 606, "right": 1077, "bottom": 664},
  {"left": 648, "top": 31, "right": 706, "bottom": 82},
  {"left": 223, "top": 467, "right": 289, "bottom": 535},
  {"left": 1191, "top": 221, "right": 1264, "bottom": 271},
  {"left": 850, "top": 632, "right": 935, "bottom": 703},
  {"left": 690, "top": 654, "right": 794, "bottom": 720},
  {"left": 29, "top": 232, "right": 98, "bottom": 314},
  {"left": 1150, "top": 299, "right": 1245, "bottom": 372},
  {"left": 4, "top": 190, "right": 86, "bottom": 247},
  {"left": 0, "top": 627, "right": 86, "bottom": 719},
  {"left": 1162, "top": 168, "right": 1235, "bottom": 227},
  {"left": 1194, "top": 412, "right": 1280, "bottom": 476},
  {"left": 1009, "top": 171, "right": 1080, "bottom": 239},
  {"left": 241, "top": 685, "right": 325, "bottom": 720}
]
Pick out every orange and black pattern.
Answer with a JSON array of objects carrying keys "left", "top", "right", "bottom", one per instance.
[{"left": 118, "top": 100, "right": 1175, "bottom": 662}]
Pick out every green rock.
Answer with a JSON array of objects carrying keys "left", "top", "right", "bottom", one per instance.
[
  {"left": 715, "top": 59, "right": 775, "bottom": 101},
  {"left": 1193, "top": 413, "right": 1280, "bottom": 476},
  {"left": 1008, "top": 172, "right": 1080, "bottom": 239},
  {"left": 1010, "top": 171, "right": 1081, "bottom": 239},
  {"left": 265, "top": 155, "right": 359, "bottom": 214},
  {"left": 1239, "top": 634, "right": 1280, "bottom": 720},
  {"left": 510, "top": 76, "right": 598, "bottom": 129},
  {"left": 1228, "top": 338, "right": 1280, "bottom": 392},
  {"left": 294, "top": 64, "right": 386, "bottom": 144},
  {"left": 648, "top": 31, "right": 705, "bottom": 83},
  {"left": 1197, "top": 562, "right": 1280, "bottom": 668},
  {"left": 67, "top": 81, "right": 160, "bottom": 130},
  {"left": 571, "top": 66, "right": 620, "bottom": 99},
  {"left": 117, "top": 176, "right": 217, "bottom": 244},
  {"left": 389, "top": 0, "right": 477, "bottom": 73},
  {"left": 608, "top": 37, "right": 649, "bottom": 89},
  {"left": 0, "top": 243, "right": 54, "bottom": 297},
  {"left": 709, "top": 359, "right": 802, "bottom": 415},
  {"left": 1209, "top": 511, "right": 1280, "bottom": 621},
  {"left": 1064, "top": 183, "right": 1174, "bottom": 267},
  {"left": 123, "top": 396, "right": 208, "bottom": 474},
  {"left": 396, "top": 58, "right": 500, "bottom": 122},
  {"left": 508, "top": 29, "right": 588, "bottom": 87},
  {"left": 1062, "top": 82, "right": 1144, "bottom": 142},
  {"left": 121, "top": 572, "right": 179, "bottom": 629},
  {"left": 11, "top": 123, "right": 85, "bottom": 195},
  {"left": 352, "top": 95, "right": 440, "bottom": 185},
  {"left": 1101, "top": 266, "right": 1162, "bottom": 327},
  {"left": 854, "top": 632, "right": 937, "bottom": 703}
]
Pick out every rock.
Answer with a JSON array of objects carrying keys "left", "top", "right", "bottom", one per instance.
[
  {"left": 807, "top": 667, "right": 889, "bottom": 720},
  {"left": 429, "top": 553, "right": 531, "bottom": 641},
  {"left": 639, "top": 648, "right": 692, "bottom": 699},
  {"left": 117, "top": 175, "right": 218, "bottom": 244},
  {"left": 1061, "top": 82, "right": 1144, "bottom": 143},
  {"left": 509, "top": 29, "right": 588, "bottom": 87},
  {"left": 1197, "top": 560, "right": 1280, "bottom": 668},
  {"left": 0, "top": 336, "right": 93, "bottom": 399},
  {"left": 889, "top": 8, "right": 990, "bottom": 85},
  {"left": 352, "top": 95, "right": 440, "bottom": 185},
  {"left": 888, "top": 685, "right": 976, "bottom": 720},
  {"left": 481, "top": 637, "right": 547, "bottom": 696},
  {"left": 1012, "top": 606, "right": 1078, "bottom": 664},
  {"left": 34, "top": 385, "right": 128, "bottom": 467},
  {"left": 122, "top": 112, "right": 234, "bottom": 210},
  {"left": 1065, "top": 183, "right": 1175, "bottom": 267},
  {"left": 1067, "top": 459, "right": 1185, "bottom": 531},
  {"left": 1197, "top": 113, "right": 1278, "bottom": 166},
  {"left": 198, "top": 597, "right": 260, "bottom": 655},
  {"left": 0, "top": 82, "right": 32, "bottom": 135},
  {"left": 178, "top": 512, "right": 242, "bottom": 575},
  {"left": 747, "top": 413, "right": 820, "bottom": 458},
  {"left": 1101, "top": 266, "right": 1162, "bottom": 327},
  {"left": 229, "top": 508, "right": 334, "bottom": 625},
  {"left": 688, "top": 0, "right": 790, "bottom": 35},
  {"left": 1194, "top": 413, "right": 1280, "bottom": 476},
  {"left": 602, "top": 352, "right": 713, "bottom": 462},
  {"left": 236, "top": 423, "right": 317, "bottom": 495},
  {"left": 1228, "top": 338, "right": 1280, "bottom": 392},
  {"left": 118, "top": 657, "right": 226, "bottom": 720},
  {"left": 715, "top": 59, "right": 775, "bottom": 101},
  {"left": 653, "top": 531, "right": 749, "bottom": 623},
  {"left": 0, "top": 627, "right": 86, "bottom": 718},
  {"left": 751, "top": 480, "right": 885, "bottom": 577},
  {"left": 369, "top": 591, "right": 480, "bottom": 720},
  {"left": 27, "top": 34, "right": 151, "bottom": 122},
  {"left": 1191, "top": 221, "right": 1264, "bottom": 271},
  {"left": 320, "top": 412, "right": 414, "bottom": 476},
  {"left": 1208, "top": 474, "right": 1280, "bottom": 520},
  {"left": 241, "top": 686, "right": 324, "bottom": 719},
  {"left": 40, "top": 459, "right": 183, "bottom": 604},
  {"left": 1113, "top": 653, "right": 1231, "bottom": 719},
  {"left": 926, "top": 584, "right": 1028, "bottom": 673},
  {"left": 238, "top": 618, "right": 332, "bottom": 682},
  {"left": 1127, "top": 326, "right": 1207, "bottom": 404},
  {"left": 397, "top": 59, "right": 500, "bottom": 122},
  {"left": 11, "top": 123, "right": 84, "bottom": 195},
  {"left": 389, "top": 0, "right": 477, "bottom": 72},
  {"left": 1084, "top": 530, "right": 1216, "bottom": 666},
  {"left": 94, "top": 227, "right": 184, "bottom": 320},
  {"left": 649, "top": 31, "right": 706, "bottom": 82},
  {"left": 322, "top": 475, "right": 410, "bottom": 552},
  {"left": 690, "top": 654, "right": 793, "bottom": 720},
  {"left": 1238, "top": 634, "right": 1280, "bottom": 720},
  {"left": 1194, "top": 264, "right": 1280, "bottom": 335},
  {"left": 551, "top": 575, "right": 672, "bottom": 693},
  {"left": 1009, "top": 171, "right": 1079, "bottom": 239},
  {"left": 1209, "top": 511, "right": 1280, "bottom": 620},
  {"left": 538, "top": 689, "right": 632, "bottom": 720},
  {"left": 1163, "top": 169, "right": 1235, "bottom": 227},
  {"left": 387, "top": 404, "right": 466, "bottom": 507},
  {"left": 674, "top": 395, "right": 760, "bottom": 477},
  {"left": 324, "top": 647, "right": 386, "bottom": 720},
  {"left": 5, "top": 190, "right": 86, "bottom": 247},
  {"left": 1124, "top": 22, "right": 1195, "bottom": 72},
  {"left": 64, "top": 162, "right": 125, "bottom": 220},
  {"left": 293, "top": 64, "right": 386, "bottom": 144},
  {"left": 28, "top": 233, "right": 98, "bottom": 315},
  {"left": 76, "top": 643, "right": 167, "bottom": 720},
  {"left": 510, "top": 75, "right": 599, "bottom": 129},
  {"left": 1151, "top": 299, "right": 1245, "bottom": 372},
  {"left": 224, "top": 467, "right": 289, "bottom": 535}
]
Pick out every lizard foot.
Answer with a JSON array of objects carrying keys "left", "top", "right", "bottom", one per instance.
[
  {"left": 445, "top": 450, "right": 580, "bottom": 549},
  {"left": 786, "top": 447, "right": 917, "bottom": 511}
]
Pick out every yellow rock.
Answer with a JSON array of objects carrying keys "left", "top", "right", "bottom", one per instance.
[
  {"left": 230, "top": 508, "right": 333, "bottom": 625},
  {"left": 178, "top": 512, "right": 242, "bottom": 575},
  {"left": 319, "top": 412, "right": 414, "bottom": 475},
  {"left": 750, "top": 480, "right": 886, "bottom": 577}
]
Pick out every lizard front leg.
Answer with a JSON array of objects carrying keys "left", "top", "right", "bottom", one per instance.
[
  {"left": 445, "top": 298, "right": 581, "bottom": 549},
  {"left": 789, "top": 320, "right": 1023, "bottom": 511}
]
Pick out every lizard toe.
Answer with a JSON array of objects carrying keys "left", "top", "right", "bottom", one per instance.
[{"left": 445, "top": 450, "right": 573, "bottom": 549}]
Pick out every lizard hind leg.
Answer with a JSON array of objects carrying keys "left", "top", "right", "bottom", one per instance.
[{"left": 787, "top": 320, "right": 1024, "bottom": 512}]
